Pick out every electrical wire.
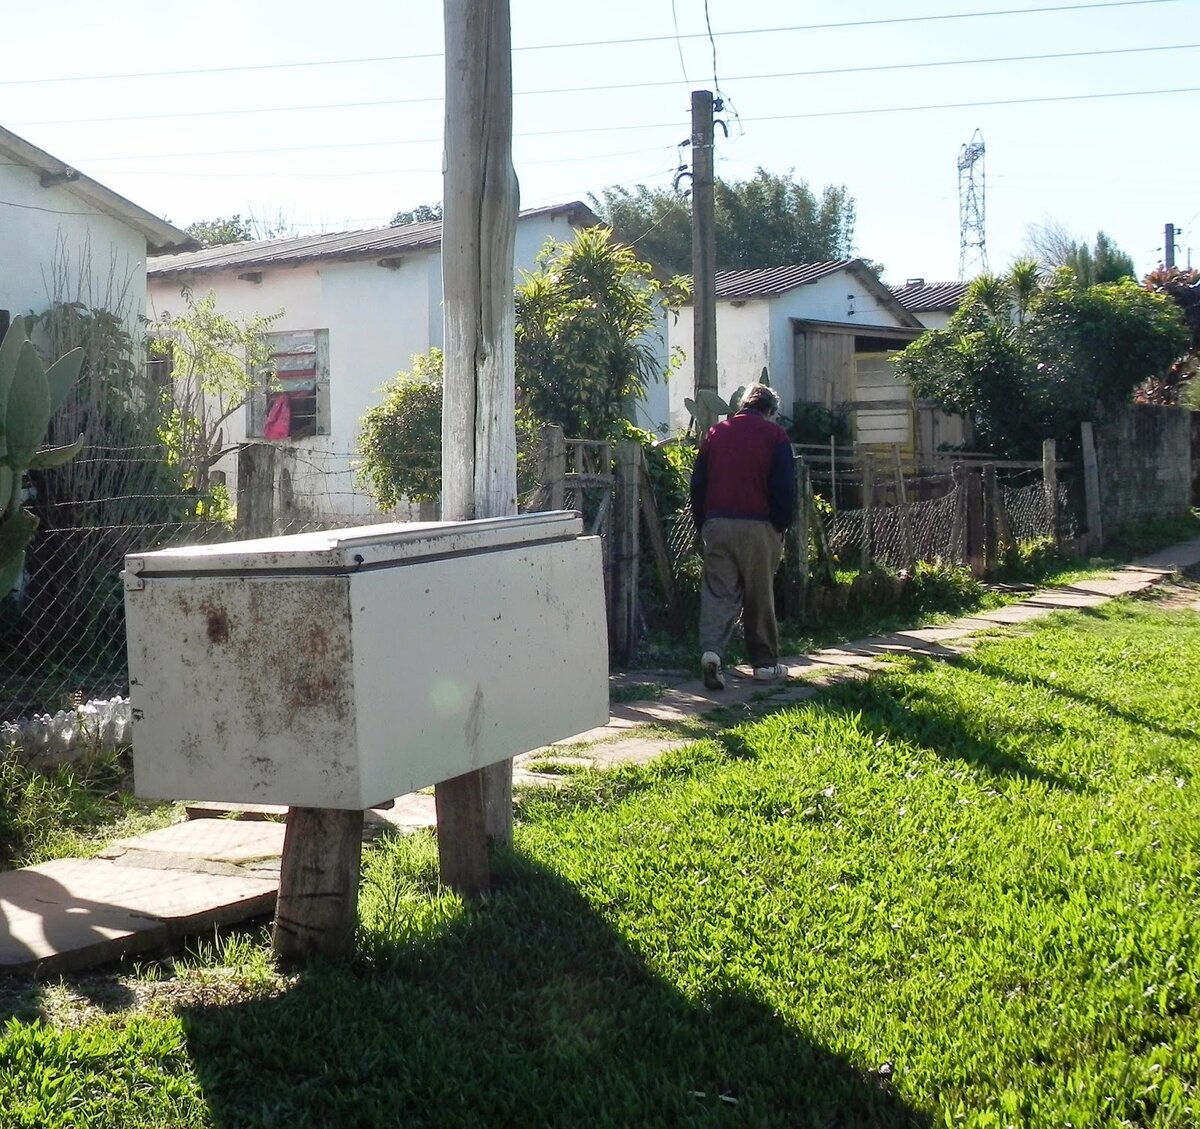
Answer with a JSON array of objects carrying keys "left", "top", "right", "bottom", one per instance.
[
  {"left": 68, "top": 84, "right": 1200, "bottom": 164},
  {"left": 12, "top": 43, "right": 1193, "bottom": 130},
  {"left": 0, "top": 0, "right": 1181, "bottom": 87}
]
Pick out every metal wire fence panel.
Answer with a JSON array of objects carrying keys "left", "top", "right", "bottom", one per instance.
[
  {"left": 1001, "top": 477, "right": 1080, "bottom": 544},
  {"left": 827, "top": 484, "right": 963, "bottom": 569},
  {"left": 4, "top": 516, "right": 236, "bottom": 721}
]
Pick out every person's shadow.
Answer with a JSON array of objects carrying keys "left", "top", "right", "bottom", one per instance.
[
  {"left": 1, "top": 866, "right": 141, "bottom": 1014},
  {"left": 180, "top": 848, "right": 931, "bottom": 1128}
]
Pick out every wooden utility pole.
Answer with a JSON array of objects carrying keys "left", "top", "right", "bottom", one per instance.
[
  {"left": 437, "top": 0, "right": 519, "bottom": 895},
  {"left": 1165, "top": 222, "right": 1177, "bottom": 269},
  {"left": 691, "top": 90, "right": 718, "bottom": 437}
]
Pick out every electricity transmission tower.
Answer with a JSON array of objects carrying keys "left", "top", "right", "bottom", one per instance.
[{"left": 957, "top": 129, "right": 987, "bottom": 279}]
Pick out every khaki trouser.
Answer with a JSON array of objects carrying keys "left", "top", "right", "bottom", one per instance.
[{"left": 698, "top": 517, "right": 784, "bottom": 668}]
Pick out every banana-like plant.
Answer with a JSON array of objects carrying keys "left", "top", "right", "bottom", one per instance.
[{"left": 0, "top": 318, "right": 85, "bottom": 594}]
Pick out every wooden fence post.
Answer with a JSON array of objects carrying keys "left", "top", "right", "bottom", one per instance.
[
  {"left": 982, "top": 463, "right": 998, "bottom": 572},
  {"left": 611, "top": 440, "right": 640, "bottom": 663},
  {"left": 236, "top": 443, "right": 276, "bottom": 539},
  {"left": 792, "top": 456, "right": 810, "bottom": 614},
  {"left": 965, "top": 468, "right": 986, "bottom": 576},
  {"left": 892, "top": 444, "right": 916, "bottom": 569},
  {"left": 949, "top": 463, "right": 966, "bottom": 565},
  {"left": 1080, "top": 421, "right": 1103, "bottom": 550},
  {"left": 1042, "top": 438, "right": 1059, "bottom": 546},
  {"left": 538, "top": 424, "right": 566, "bottom": 510},
  {"left": 860, "top": 454, "right": 874, "bottom": 572}
]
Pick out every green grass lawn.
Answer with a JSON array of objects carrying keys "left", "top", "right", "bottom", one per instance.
[{"left": 3, "top": 598, "right": 1200, "bottom": 1127}]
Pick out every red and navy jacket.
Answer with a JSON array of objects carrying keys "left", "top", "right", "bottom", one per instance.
[{"left": 689, "top": 408, "right": 796, "bottom": 533}]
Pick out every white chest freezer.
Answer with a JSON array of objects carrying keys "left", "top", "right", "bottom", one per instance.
[{"left": 123, "top": 512, "right": 608, "bottom": 809}]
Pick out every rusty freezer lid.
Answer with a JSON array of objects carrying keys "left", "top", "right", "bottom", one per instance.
[{"left": 124, "top": 511, "right": 585, "bottom": 577}]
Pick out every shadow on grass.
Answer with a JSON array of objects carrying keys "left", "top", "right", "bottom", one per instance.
[
  {"left": 808, "top": 663, "right": 1085, "bottom": 791},
  {"left": 179, "top": 851, "right": 930, "bottom": 1129},
  {"left": 964, "top": 655, "right": 1200, "bottom": 746}
]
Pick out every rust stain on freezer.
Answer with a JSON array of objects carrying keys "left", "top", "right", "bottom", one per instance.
[{"left": 202, "top": 605, "right": 231, "bottom": 644}]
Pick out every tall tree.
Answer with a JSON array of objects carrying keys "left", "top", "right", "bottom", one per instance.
[
  {"left": 1026, "top": 223, "right": 1135, "bottom": 285},
  {"left": 591, "top": 168, "right": 856, "bottom": 274},
  {"left": 894, "top": 263, "right": 1187, "bottom": 459}
]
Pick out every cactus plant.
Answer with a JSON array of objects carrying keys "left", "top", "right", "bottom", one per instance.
[{"left": 0, "top": 317, "right": 85, "bottom": 594}]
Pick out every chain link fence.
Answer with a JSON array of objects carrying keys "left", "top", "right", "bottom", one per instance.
[{"left": 3, "top": 435, "right": 1085, "bottom": 743}]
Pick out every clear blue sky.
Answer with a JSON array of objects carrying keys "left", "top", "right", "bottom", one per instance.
[{"left": 3, "top": 0, "right": 1196, "bottom": 283}]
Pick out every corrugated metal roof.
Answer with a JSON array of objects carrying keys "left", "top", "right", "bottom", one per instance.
[
  {"left": 148, "top": 201, "right": 601, "bottom": 278},
  {"left": 888, "top": 280, "right": 968, "bottom": 312},
  {"left": 714, "top": 261, "right": 854, "bottom": 299}
]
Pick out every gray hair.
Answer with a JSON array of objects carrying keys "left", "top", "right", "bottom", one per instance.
[{"left": 740, "top": 383, "right": 779, "bottom": 415}]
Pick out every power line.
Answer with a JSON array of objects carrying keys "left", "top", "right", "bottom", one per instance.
[
  {"left": 16, "top": 43, "right": 1195, "bottom": 130},
  {"left": 72, "top": 84, "right": 1200, "bottom": 164},
  {"left": 0, "top": 0, "right": 1181, "bottom": 87}
]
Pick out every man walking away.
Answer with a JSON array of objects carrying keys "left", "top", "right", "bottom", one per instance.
[{"left": 689, "top": 383, "right": 795, "bottom": 691}]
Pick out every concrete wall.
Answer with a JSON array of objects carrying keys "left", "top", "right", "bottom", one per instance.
[
  {"left": 0, "top": 162, "right": 148, "bottom": 334},
  {"left": 1095, "top": 404, "right": 1191, "bottom": 530}
]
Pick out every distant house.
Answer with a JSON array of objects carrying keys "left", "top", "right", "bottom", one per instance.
[
  {"left": 0, "top": 123, "right": 194, "bottom": 336},
  {"left": 148, "top": 202, "right": 669, "bottom": 522},
  {"left": 674, "top": 260, "right": 952, "bottom": 452},
  {"left": 888, "top": 279, "right": 969, "bottom": 331}
]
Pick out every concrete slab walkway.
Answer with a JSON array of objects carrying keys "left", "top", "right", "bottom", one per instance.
[{"left": 3, "top": 539, "right": 1198, "bottom": 976}]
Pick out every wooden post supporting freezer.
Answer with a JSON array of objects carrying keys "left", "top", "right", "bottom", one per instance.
[
  {"left": 437, "top": 0, "right": 520, "bottom": 886},
  {"left": 273, "top": 806, "right": 364, "bottom": 966}
]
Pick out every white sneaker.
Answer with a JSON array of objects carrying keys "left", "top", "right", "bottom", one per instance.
[
  {"left": 701, "top": 651, "right": 725, "bottom": 691},
  {"left": 753, "top": 663, "right": 789, "bottom": 682}
]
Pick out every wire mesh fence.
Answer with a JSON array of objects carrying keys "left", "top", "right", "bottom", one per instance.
[{"left": 3, "top": 435, "right": 1085, "bottom": 736}]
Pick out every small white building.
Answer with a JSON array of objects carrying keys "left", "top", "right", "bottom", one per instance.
[
  {"left": 674, "top": 261, "right": 970, "bottom": 456},
  {"left": 0, "top": 124, "right": 193, "bottom": 336},
  {"left": 148, "top": 203, "right": 670, "bottom": 522}
]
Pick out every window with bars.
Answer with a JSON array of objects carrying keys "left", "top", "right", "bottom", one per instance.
[{"left": 248, "top": 329, "right": 330, "bottom": 440}]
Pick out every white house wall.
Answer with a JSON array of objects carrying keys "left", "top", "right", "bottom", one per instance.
[
  {"left": 146, "top": 210, "right": 668, "bottom": 520},
  {"left": 670, "top": 301, "right": 771, "bottom": 432},
  {"left": 0, "top": 162, "right": 147, "bottom": 333}
]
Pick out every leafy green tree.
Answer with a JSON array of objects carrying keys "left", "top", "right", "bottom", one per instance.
[
  {"left": 150, "top": 289, "right": 282, "bottom": 509},
  {"left": 515, "top": 226, "right": 685, "bottom": 440},
  {"left": 355, "top": 349, "right": 542, "bottom": 510},
  {"left": 184, "top": 215, "right": 256, "bottom": 246},
  {"left": 356, "top": 349, "right": 444, "bottom": 507},
  {"left": 184, "top": 214, "right": 292, "bottom": 246},
  {"left": 893, "top": 263, "right": 1188, "bottom": 458},
  {"left": 591, "top": 168, "right": 857, "bottom": 274},
  {"left": 390, "top": 203, "right": 443, "bottom": 226}
]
